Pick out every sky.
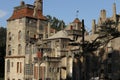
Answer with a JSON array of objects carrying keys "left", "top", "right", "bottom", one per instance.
[{"left": 0, "top": 0, "right": 120, "bottom": 30}]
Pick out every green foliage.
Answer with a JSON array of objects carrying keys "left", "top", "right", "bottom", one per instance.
[
  {"left": 0, "top": 27, "right": 6, "bottom": 78},
  {"left": 46, "top": 15, "right": 66, "bottom": 31},
  {"left": 0, "top": 27, "right": 6, "bottom": 56}
]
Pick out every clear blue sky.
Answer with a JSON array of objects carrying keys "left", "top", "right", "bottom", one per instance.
[{"left": 0, "top": 0, "right": 120, "bottom": 30}]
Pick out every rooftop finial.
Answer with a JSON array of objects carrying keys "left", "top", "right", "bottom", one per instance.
[{"left": 76, "top": 10, "right": 79, "bottom": 18}]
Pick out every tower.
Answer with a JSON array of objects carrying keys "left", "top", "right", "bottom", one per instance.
[{"left": 5, "top": 1, "right": 47, "bottom": 80}]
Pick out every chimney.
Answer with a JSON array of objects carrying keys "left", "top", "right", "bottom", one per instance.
[
  {"left": 20, "top": 0, "right": 25, "bottom": 6},
  {"left": 113, "top": 3, "right": 116, "bottom": 22},
  {"left": 100, "top": 9, "right": 106, "bottom": 22},
  {"left": 92, "top": 19, "right": 96, "bottom": 34},
  {"left": 33, "top": 0, "right": 43, "bottom": 17}
]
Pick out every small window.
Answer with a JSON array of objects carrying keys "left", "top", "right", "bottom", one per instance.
[
  {"left": 8, "top": 45, "right": 11, "bottom": 55},
  {"left": 8, "top": 32, "right": 12, "bottom": 41},
  {"left": 18, "top": 44, "right": 22, "bottom": 55},
  {"left": 20, "top": 62, "right": 22, "bottom": 73},
  {"left": 17, "top": 62, "right": 19, "bottom": 73},
  {"left": 18, "top": 31, "right": 22, "bottom": 40},
  {"left": 7, "top": 60, "right": 10, "bottom": 72}
]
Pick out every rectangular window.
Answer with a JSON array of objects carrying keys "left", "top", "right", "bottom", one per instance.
[
  {"left": 20, "top": 62, "right": 22, "bottom": 73},
  {"left": 25, "top": 64, "right": 33, "bottom": 75},
  {"left": 7, "top": 60, "right": 10, "bottom": 72},
  {"left": 17, "top": 62, "right": 19, "bottom": 73}
]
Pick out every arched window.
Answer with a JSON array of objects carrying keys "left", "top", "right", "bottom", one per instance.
[
  {"left": 8, "top": 45, "right": 11, "bottom": 55},
  {"left": 18, "top": 31, "right": 22, "bottom": 40},
  {"left": 18, "top": 44, "right": 22, "bottom": 55},
  {"left": 8, "top": 32, "right": 11, "bottom": 41},
  {"left": 7, "top": 60, "right": 10, "bottom": 72}
]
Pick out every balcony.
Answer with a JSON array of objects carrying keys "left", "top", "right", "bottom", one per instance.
[{"left": 45, "top": 56, "right": 61, "bottom": 62}]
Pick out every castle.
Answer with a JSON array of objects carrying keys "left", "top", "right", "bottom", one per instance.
[{"left": 5, "top": 0, "right": 120, "bottom": 80}]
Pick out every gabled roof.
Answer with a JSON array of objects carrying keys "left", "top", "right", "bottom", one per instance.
[
  {"left": 47, "top": 30, "right": 69, "bottom": 40},
  {"left": 7, "top": 4, "right": 47, "bottom": 21}
]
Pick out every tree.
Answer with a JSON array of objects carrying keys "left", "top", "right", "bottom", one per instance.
[
  {"left": 0, "top": 27, "right": 6, "bottom": 78},
  {"left": 71, "top": 19, "right": 120, "bottom": 80},
  {"left": 46, "top": 15, "right": 66, "bottom": 31}
]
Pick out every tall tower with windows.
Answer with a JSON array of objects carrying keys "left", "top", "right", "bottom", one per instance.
[{"left": 5, "top": 0, "right": 47, "bottom": 80}]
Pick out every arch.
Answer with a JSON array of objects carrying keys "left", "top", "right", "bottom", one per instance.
[{"left": 40, "top": 63, "right": 46, "bottom": 67}]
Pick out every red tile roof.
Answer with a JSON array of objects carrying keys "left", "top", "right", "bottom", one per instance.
[{"left": 7, "top": 5, "right": 47, "bottom": 21}]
